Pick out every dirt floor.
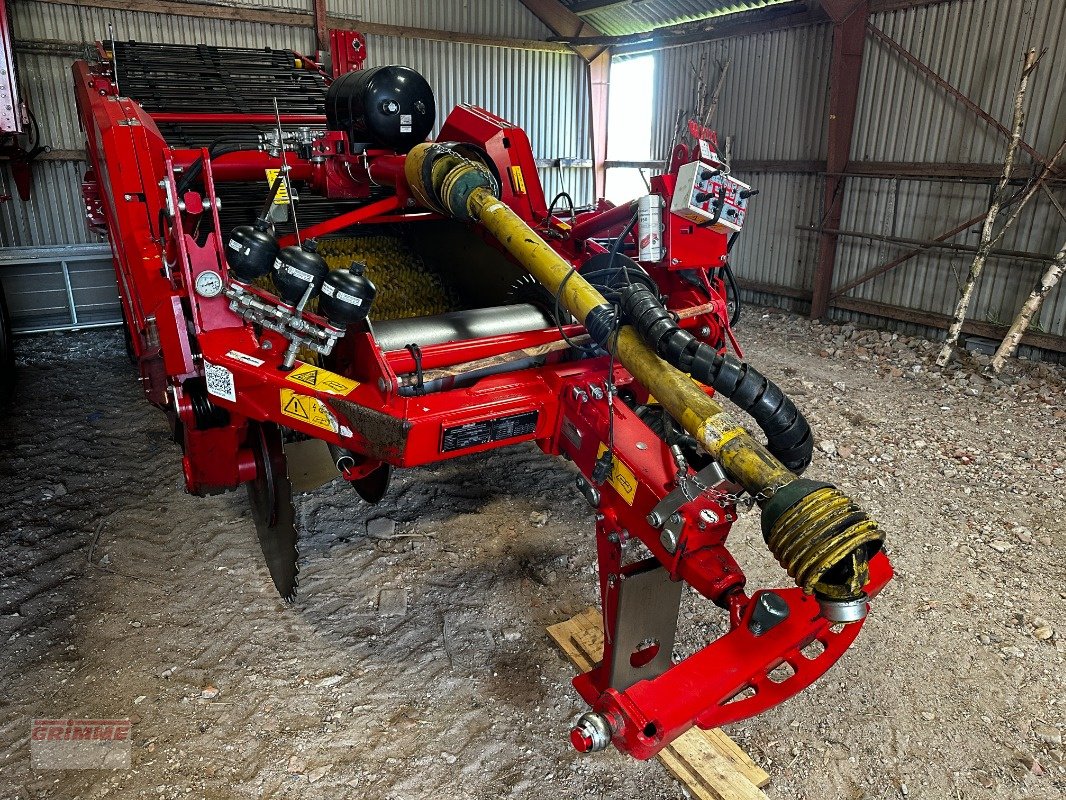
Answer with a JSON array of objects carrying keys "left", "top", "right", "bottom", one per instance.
[{"left": 0, "top": 309, "right": 1063, "bottom": 800}]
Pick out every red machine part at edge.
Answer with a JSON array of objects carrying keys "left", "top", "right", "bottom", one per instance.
[{"left": 72, "top": 38, "right": 893, "bottom": 761}]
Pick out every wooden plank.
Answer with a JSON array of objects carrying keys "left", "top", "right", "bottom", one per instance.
[{"left": 547, "top": 607, "right": 769, "bottom": 800}]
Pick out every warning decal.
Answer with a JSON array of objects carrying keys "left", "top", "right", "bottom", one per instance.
[
  {"left": 280, "top": 388, "right": 339, "bottom": 433},
  {"left": 509, "top": 165, "right": 526, "bottom": 195},
  {"left": 265, "top": 168, "right": 290, "bottom": 205},
  {"left": 596, "top": 443, "right": 638, "bottom": 506},
  {"left": 285, "top": 362, "right": 359, "bottom": 396}
]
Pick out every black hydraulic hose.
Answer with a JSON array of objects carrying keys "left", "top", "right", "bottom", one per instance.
[
  {"left": 619, "top": 284, "right": 813, "bottom": 473},
  {"left": 722, "top": 261, "right": 741, "bottom": 327},
  {"left": 176, "top": 136, "right": 260, "bottom": 195}
]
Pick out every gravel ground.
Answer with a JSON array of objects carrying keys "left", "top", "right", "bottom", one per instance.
[{"left": 0, "top": 310, "right": 1063, "bottom": 800}]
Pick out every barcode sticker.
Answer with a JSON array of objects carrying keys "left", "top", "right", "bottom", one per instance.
[{"left": 204, "top": 361, "right": 236, "bottom": 402}]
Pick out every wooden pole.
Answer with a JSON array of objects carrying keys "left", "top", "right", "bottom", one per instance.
[{"left": 935, "top": 49, "right": 1039, "bottom": 367}]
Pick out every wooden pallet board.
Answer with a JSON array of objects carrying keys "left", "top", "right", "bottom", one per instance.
[{"left": 547, "top": 607, "right": 770, "bottom": 800}]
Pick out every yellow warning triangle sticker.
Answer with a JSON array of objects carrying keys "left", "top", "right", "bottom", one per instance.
[
  {"left": 280, "top": 388, "right": 340, "bottom": 432},
  {"left": 283, "top": 393, "right": 311, "bottom": 421},
  {"left": 286, "top": 361, "right": 359, "bottom": 396},
  {"left": 289, "top": 368, "right": 319, "bottom": 387}
]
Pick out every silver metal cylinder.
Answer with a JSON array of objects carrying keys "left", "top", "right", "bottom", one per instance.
[
  {"left": 637, "top": 194, "right": 665, "bottom": 263},
  {"left": 818, "top": 593, "right": 869, "bottom": 624},
  {"left": 371, "top": 303, "right": 553, "bottom": 352}
]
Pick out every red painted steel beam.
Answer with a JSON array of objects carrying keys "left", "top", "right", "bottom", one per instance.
[
  {"left": 150, "top": 112, "right": 324, "bottom": 125},
  {"left": 569, "top": 198, "right": 638, "bottom": 240},
  {"left": 150, "top": 112, "right": 326, "bottom": 125},
  {"left": 809, "top": 0, "right": 870, "bottom": 320},
  {"left": 277, "top": 195, "right": 402, "bottom": 246},
  {"left": 169, "top": 149, "right": 314, "bottom": 183}
]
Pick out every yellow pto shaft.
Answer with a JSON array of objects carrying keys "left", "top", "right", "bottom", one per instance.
[{"left": 404, "top": 143, "right": 884, "bottom": 618}]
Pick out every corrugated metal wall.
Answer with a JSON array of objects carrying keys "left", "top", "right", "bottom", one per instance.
[
  {"left": 648, "top": 0, "right": 1065, "bottom": 353},
  {"left": 0, "top": 0, "right": 591, "bottom": 251},
  {"left": 649, "top": 23, "right": 831, "bottom": 298},
  {"left": 651, "top": 23, "right": 832, "bottom": 162},
  {"left": 837, "top": 0, "right": 1066, "bottom": 342}
]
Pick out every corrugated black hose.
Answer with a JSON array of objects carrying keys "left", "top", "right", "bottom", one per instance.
[{"left": 619, "top": 284, "right": 813, "bottom": 473}]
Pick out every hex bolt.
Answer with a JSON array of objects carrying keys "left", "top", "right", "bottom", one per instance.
[{"left": 646, "top": 511, "right": 663, "bottom": 528}]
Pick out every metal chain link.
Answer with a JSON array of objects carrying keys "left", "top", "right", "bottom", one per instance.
[{"left": 681, "top": 468, "right": 778, "bottom": 511}]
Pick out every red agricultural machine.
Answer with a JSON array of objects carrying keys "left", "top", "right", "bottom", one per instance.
[{"left": 73, "top": 35, "right": 892, "bottom": 760}]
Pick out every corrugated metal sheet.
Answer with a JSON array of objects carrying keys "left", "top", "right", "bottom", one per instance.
[
  {"left": 727, "top": 171, "right": 822, "bottom": 290},
  {"left": 333, "top": 0, "right": 553, "bottom": 39},
  {"left": 837, "top": 0, "right": 1066, "bottom": 341},
  {"left": 0, "top": 1, "right": 592, "bottom": 251},
  {"left": 643, "top": 1, "right": 1065, "bottom": 351},
  {"left": 12, "top": 4, "right": 314, "bottom": 52},
  {"left": 857, "top": 0, "right": 1066, "bottom": 161},
  {"left": 359, "top": 39, "right": 590, "bottom": 163},
  {"left": 0, "top": 161, "right": 102, "bottom": 247},
  {"left": 650, "top": 24, "right": 832, "bottom": 162},
  {"left": 643, "top": 25, "right": 829, "bottom": 315},
  {"left": 562, "top": 0, "right": 796, "bottom": 37}
]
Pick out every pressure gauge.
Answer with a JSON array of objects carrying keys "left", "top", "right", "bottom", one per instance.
[{"left": 194, "top": 270, "right": 224, "bottom": 298}]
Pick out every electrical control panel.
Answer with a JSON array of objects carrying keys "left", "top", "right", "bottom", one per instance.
[{"left": 669, "top": 159, "right": 752, "bottom": 234}]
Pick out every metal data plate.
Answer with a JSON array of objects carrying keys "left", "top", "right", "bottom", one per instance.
[{"left": 608, "top": 560, "right": 684, "bottom": 692}]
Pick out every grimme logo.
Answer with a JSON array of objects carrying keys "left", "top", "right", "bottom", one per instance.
[{"left": 30, "top": 718, "right": 132, "bottom": 769}]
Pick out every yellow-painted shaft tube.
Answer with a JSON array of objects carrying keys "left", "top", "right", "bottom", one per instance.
[
  {"left": 464, "top": 187, "right": 793, "bottom": 496},
  {"left": 403, "top": 144, "right": 884, "bottom": 603}
]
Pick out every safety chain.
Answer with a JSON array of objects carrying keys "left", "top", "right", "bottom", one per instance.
[{"left": 680, "top": 469, "right": 778, "bottom": 511}]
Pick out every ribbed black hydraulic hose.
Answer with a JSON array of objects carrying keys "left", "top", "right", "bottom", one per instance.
[{"left": 619, "top": 284, "right": 813, "bottom": 473}]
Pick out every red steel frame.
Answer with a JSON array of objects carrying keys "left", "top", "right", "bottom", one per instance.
[{"left": 73, "top": 41, "right": 892, "bottom": 760}]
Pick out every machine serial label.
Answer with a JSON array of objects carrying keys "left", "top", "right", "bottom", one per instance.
[
  {"left": 441, "top": 411, "right": 538, "bottom": 453},
  {"left": 280, "top": 389, "right": 339, "bottom": 433},
  {"left": 286, "top": 362, "right": 359, "bottom": 396},
  {"left": 596, "top": 443, "right": 638, "bottom": 505}
]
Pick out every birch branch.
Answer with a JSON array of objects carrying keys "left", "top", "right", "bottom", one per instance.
[
  {"left": 987, "top": 237, "right": 1066, "bottom": 372},
  {"left": 936, "top": 49, "right": 1040, "bottom": 367}
]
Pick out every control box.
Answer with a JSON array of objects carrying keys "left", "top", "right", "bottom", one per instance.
[{"left": 669, "top": 159, "right": 752, "bottom": 234}]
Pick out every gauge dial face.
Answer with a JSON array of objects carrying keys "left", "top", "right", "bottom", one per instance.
[{"left": 194, "top": 270, "right": 224, "bottom": 298}]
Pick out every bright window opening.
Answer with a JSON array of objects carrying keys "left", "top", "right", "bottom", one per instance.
[{"left": 605, "top": 54, "right": 655, "bottom": 205}]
